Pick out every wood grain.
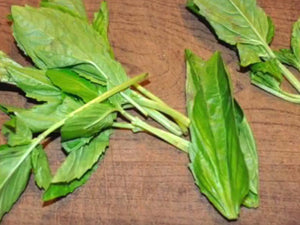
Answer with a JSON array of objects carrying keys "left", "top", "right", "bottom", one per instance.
[{"left": 0, "top": 0, "right": 299, "bottom": 224}]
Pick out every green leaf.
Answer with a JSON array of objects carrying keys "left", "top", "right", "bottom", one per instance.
[
  {"left": 185, "top": 50, "right": 249, "bottom": 219},
  {"left": 7, "top": 66, "right": 62, "bottom": 102},
  {"left": 61, "top": 103, "right": 116, "bottom": 140},
  {"left": 31, "top": 145, "right": 52, "bottom": 190},
  {"left": 0, "top": 51, "right": 20, "bottom": 85},
  {"left": 291, "top": 19, "right": 300, "bottom": 62},
  {"left": 275, "top": 19, "right": 300, "bottom": 71},
  {"left": 251, "top": 59, "right": 282, "bottom": 82},
  {"left": 0, "top": 145, "right": 32, "bottom": 221},
  {"left": 2, "top": 117, "right": 32, "bottom": 146},
  {"left": 14, "top": 96, "right": 82, "bottom": 133},
  {"left": 187, "top": 0, "right": 274, "bottom": 66},
  {"left": 93, "top": 1, "right": 115, "bottom": 58},
  {"left": 275, "top": 49, "right": 300, "bottom": 71},
  {"left": 52, "top": 130, "right": 111, "bottom": 183},
  {"left": 234, "top": 101, "right": 259, "bottom": 208},
  {"left": 251, "top": 70, "right": 300, "bottom": 103},
  {"left": 11, "top": 6, "right": 128, "bottom": 104},
  {"left": 46, "top": 69, "right": 98, "bottom": 103},
  {"left": 62, "top": 136, "right": 93, "bottom": 153},
  {"left": 43, "top": 162, "right": 97, "bottom": 201},
  {"left": 40, "top": 0, "right": 88, "bottom": 21}
]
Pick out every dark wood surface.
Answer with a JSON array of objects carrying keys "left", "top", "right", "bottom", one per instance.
[{"left": 0, "top": 0, "right": 300, "bottom": 224}]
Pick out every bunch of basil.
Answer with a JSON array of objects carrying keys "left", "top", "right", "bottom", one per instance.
[{"left": 0, "top": 0, "right": 261, "bottom": 221}]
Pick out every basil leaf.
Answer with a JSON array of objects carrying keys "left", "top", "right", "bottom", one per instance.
[
  {"left": 14, "top": 96, "right": 82, "bottom": 133},
  {"left": 31, "top": 145, "right": 52, "bottom": 190},
  {"left": 51, "top": 130, "right": 111, "bottom": 183},
  {"left": 275, "top": 49, "right": 300, "bottom": 71},
  {"left": 43, "top": 162, "right": 97, "bottom": 201},
  {"left": 187, "top": 0, "right": 274, "bottom": 66},
  {"left": 62, "top": 136, "right": 93, "bottom": 153},
  {"left": 2, "top": 117, "right": 32, "bottom": 146},
  {"left": 11, "top": 6, "right": 128, "bottom": 105},
  {"left": 251, "top": 71, "right": 300, "bottom": 103},
  {"left": 46, "top": 69, "right": 98, "bottom": 103},
  {"left": 40, "top": 0, "right": 88, "bottom": 21},
  {"left": 251, "top": 59, "right": 282, "bottom": 82},
  {"left": 186, "top": 50, "right": 249, "bottom": 219},
  {"left": 93, "top": 1, "right": 115, "bottom": 58},
  {"left": 0, "top": 145, "right": 32, "bottom": 221},
  {"left": 61, "top": 103, "right": 116, "bottom": 140},
  {"left": 291, "top": 19, "right": 300, "bottom": 63},
  {"left": 0, "top": 51, "right": 21, "bottom": 85},
  {"left": 234, "top": 101, "right": 259, "bottom": 208},
  {"left": 275, "top": 19, "right": 300, "bottom": 71},
  {"left": 7, "top": 66, "right": 62, "bottom": 102}
]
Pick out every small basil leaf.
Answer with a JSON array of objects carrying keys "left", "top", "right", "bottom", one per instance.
[
  {"left": 31, "top": 145, "right": 52, "bottom": 190},
  {"left": 2, "top": 117, "right": 32, "bottom": 146},
  {"left": 61, "top": 103, "right": 116, "bottom": 140},
  {"left": 46, "top": 69, "right": 98, "bottom": 103}
]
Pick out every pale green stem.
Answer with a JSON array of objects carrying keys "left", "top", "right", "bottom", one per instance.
[{"left": 118, "top": 107, "right": 190, "bottom": 153}]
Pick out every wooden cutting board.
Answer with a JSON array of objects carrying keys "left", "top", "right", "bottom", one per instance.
[{"left": 0, "top": 0, "right": 299, "bottom": 224}]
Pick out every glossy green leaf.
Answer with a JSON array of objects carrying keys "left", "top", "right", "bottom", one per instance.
[
  {"left": 185, "top": 50, "right": 249, "bottom": 219},
  {"left": 0, "top": 145, "right": 32, "bottom": 221},
  {"left": 234, "top": 101, "right": 259, "bottom": 208},
  {"left": 31, "top": 145, "right": 52, "bottom": 190},
  {"left": 187, "top": 0, "right": 274, "bottom": 66},
  {"left": 93, "top": 1, "right": 114, "bottom": 58},
  {"left": 46, "top": 69, "right": 98, "bottom": 102},
  {"left": 40, "top": 0, "right": 88, "bottom": 20},
  {"left": 2, "top": 117, "right": 32, "bottom": 146},
  {"left": 61, "top": 103, "right": 116, "bottom": 140},
  {"left": 11, "top": 6, "right": 128, "bottom": 104},
  {"left": 52, "top": 130, "right": 111, "bottom": 183}
]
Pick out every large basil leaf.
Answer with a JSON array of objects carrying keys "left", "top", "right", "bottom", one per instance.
[
  {"left": 31, "top": 145, "right": 52, "bottom": 190},
  {"left": 0, "top": 145, "right": 32, "bottom": 221},
  {"left": 11, "top": 6, "right": 128, "bottom": 104},
  {"left": 61, "top": 103, "right": 116, "bottom": 140},
  {"left": 186, "top": 50, "right": 249, "bottom": 219},
  {"left": 40, "top": 0, "right": 88, "bottom": 21},
  {"left": 187, "top": 0, "right": 274, "bottom": 66},
  {"left": 234, "top": 101, "right": 259, "bottom": 208}
]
